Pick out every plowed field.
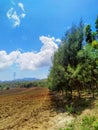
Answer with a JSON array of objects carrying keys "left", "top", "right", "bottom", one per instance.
[{"left": 0, "top": 87, "right": 73, "bottom": 130}]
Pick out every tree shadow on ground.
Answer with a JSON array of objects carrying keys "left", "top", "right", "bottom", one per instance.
[{"left": 49, "top": 91, "right": 96, "bottom": 115}]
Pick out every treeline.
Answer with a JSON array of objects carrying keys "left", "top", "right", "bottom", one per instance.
[
  {"left": 48, "top": 16, "right": 98, "bottom": 98},
  {"left": 20, "top": 79, "right": 47, "bottom": 88},
  {"left": 0, "top": 79, "right": 48, "bottom": 90}
]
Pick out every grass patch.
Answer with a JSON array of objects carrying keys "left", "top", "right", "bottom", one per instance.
[
  {"left": 64, "top": 116, "right": 98, "bottom": 130},
  {"left": 59, "top": 93, "right": 98, "bottom": 130},
  {"left": 65, "top": 105, "right": 74, "bottom": 115}
]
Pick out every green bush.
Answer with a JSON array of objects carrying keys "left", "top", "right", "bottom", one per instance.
[
  {"left": 93, "top": 120, "right": 98, "bottom": 130},
  {"left": 65, "top": 105, "right": 74, "bottom": 114},
  {"left": 62, "top": 116, "right": 98, "bottom": 130},
  {"left": 80, "top": 116, "right": 98, "bottom": 130}
]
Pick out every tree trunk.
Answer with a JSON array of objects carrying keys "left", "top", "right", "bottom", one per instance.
[
  {"left": 92, "top": 89, "right": 94, "bottom": 98},
  {"left": 92, "top": 84, "right": 95, "bottom": 98},
  {"left": 65, "top": 89, "right": 68, "bottom": 97},
  {"left": 78, "top": 86, "right": 81, "bottom": 98},
  {"left": 70, "top": 86, "right": 72, "bottom": 99}
]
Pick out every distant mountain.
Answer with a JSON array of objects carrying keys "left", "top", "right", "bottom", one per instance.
[
  {"left": 1, "top": 78, "right": 39, "bottom": 83},
  {"left": 15, "top": 77, "right": 39, "bottom": 82}
]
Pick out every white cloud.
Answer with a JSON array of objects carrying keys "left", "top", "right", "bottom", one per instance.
[
  {"left": 20, "top": 13, "right": 26, "bottom": 18},
  {"left": 55, "top": 38, "right": 61, "bottom": 43},
  {"left": 7, "top": 8, "right": 20, "bottom": 27},
  {"left": 12, "top": 11, "right": 20, "bottom": 27},
  {"left": 18, "top": 2, "right": 25, "bottom": 12},
  {"left": 7, "top": 8, "right": 13, "bottom": 19},
  {"left": 0, "top": 51, "right": 20, "bottom": 70},
  {"left": 17, "top": 36, "right": 59, "bottom": 70},
  {"left": 0, "top": 36, "right": 60, "bottom": 71},
  {"left": 7, "top": 2, "right": 26, "bottom": 27}
]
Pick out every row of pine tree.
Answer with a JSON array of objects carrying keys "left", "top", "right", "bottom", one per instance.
[{"left": 48, "top": 16, "right": 98, "bottom": 98}]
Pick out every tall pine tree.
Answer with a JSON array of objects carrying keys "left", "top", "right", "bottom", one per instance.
[
  {"left": 95, "top": 15, "right": 98, "bottom": 34},
  {"left": 85, "top": 25, "right": 92, "bottom": 43}
]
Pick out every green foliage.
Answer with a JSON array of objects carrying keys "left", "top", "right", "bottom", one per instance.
[
  {"left": 48, "top": 17, "right": 98, "bottom": 130},
  {"left": 0, "top": 85, "right": 2, "bottom": 90},
  {"left": 92, "top": 40, "right": 98, "bottom": 49},
  {"left": 59, "top": 129, "right": 66, "bottom": 130},
  {"left": 24, "top": 79, "right": 48, "bottom": 88},
  {"left": 92, "top": 32, "right": 96, "bottom": 41},
  {"left": 82, "top": 116, "right": 95, "bottom": 128},
  {"left": 48, "top": 17, "right": 98, "bottom": 99},
  {"left": 95, "top": 15, "right": 98, "bottom": 34},
  {"left": 48, "top": 20, "right": 84, "bottom": 93},
  {"left": 65, "top": 128, "right": 73, "bottom": 130},
  {"left": 81, "top": 116, "right": 98, "bottom": 130},
  {"left": 0, "top": 79, "right": 48, "bottom": 90},
  {"left": 64, "top": 116, "right": 98, "bottom": 130},
  {"left": 62, "top": 21, "right": 83, "bottom": 68},
  {"left": 48, "top": 64, "right": 65, "bottom": 91},
  {"left": 65, "top": 105, "right": 74, "bottom": 114},
  {"left": 93, "top": 120, "right": 98, "bottom": 130},
  {"left": 59, "top": 127, "right": 74, "bottom": 130},
  {"left": 59, "top": 128, "right": 66, "bottom": 130},
  {"left": 85, "top": 24, "right": 92, "bottom": 43}
]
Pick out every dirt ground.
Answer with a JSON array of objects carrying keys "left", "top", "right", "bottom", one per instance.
[{"left": 0, "top": 87, "right": 74, "bottom": 130}]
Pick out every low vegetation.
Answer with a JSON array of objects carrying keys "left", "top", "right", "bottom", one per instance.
[{"left": 0, "top": 79, "right": 48, "bottom": 90}]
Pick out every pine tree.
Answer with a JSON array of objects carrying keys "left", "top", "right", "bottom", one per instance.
[
  {"left": 95, "top": 15, "right": 98, "bottom": 34},
  {"left": 85, "top": 25, "right": 92, "bottom": 43},
  {"left": 95, "top": 15, "right": 98, "bottom": 40}
]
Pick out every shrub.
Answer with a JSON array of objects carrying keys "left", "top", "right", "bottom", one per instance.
[
  {"left": 65, "top": 105, "right": 74, "bottom": 114},
  {"left": 81, "top": 116, "right": 97, "bottom": 130}
]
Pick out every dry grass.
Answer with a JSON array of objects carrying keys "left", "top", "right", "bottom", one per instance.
[{"left": 59, "top": 92, "right": 98, "bottom": 130}]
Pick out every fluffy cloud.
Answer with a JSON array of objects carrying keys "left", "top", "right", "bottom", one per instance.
[
  {"left": 17, "top": 36, "right": 59, "bottom": 70},
  {"left": 7, "top": 2, "right": 26, "bottom": 27},
  {"left": 0, "top": 51, "right": 20, "bottom": 70},
  {"left": 0, "top": 36, "right": 60, "bottom": 71}
]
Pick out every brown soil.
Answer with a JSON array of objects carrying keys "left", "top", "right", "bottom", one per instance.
[{"left": 0, "top": 87, "right": 73, "bottom": 130}]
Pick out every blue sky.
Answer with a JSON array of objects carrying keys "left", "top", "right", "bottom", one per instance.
[{"left": 0, "top": 0, "right": 98, "bottom": 81}]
